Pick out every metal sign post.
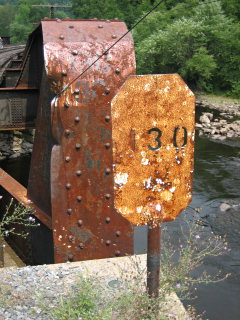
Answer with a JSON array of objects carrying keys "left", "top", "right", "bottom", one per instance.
[
  {"left": 147, "top": 223, "right": 161, "bottom": 297},
  {"left": 111, "top": 74, "right": 195, "bottom": 296}
]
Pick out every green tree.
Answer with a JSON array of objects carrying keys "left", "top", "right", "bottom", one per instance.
[
  {"left": 71, "top": 0, "right": 154, "bottom": 27},
  {"left": 71, "top": 0, "right": 123, "bottom": 21},
  {"left": 10, "top": 0, "right": 69, "bottom": 43},
  {"left": 0, "top": 4, "right": 16, "bottom": 36},
  {"left": 221, "top": 0, "right": 240, "bottom": 21},
  {"left": 134, "top": 0, "right": 240, "bottom": 95}
]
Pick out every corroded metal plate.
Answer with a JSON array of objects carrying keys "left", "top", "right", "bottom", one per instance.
[
  {"left": 29, "top": 19, "right": 136, "bottom": 263},
  {"left": 111, "top": 74, "right": 195, "bottom": 226}
]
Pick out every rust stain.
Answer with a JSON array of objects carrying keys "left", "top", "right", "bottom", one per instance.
[
  {"left": 111, "top": 74, "right": 195, "bottom": 226},
  {"left": 39, "top": 19, "right": 136, "bottom": 262}
]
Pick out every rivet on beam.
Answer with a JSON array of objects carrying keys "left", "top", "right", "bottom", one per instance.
[
  {"left": 115, "top": 231, "right": 121, "bottom": 237},
  {"left": 76, "top": 196, "right": 82, "bottom": 202},
  {"left": 65, "top": 156, "right": 71, "bottom": 162},
  {"left": 72, "top": 50, "right": 78, "bottom": 55},
  {"left": 79, "top": 243, "right": 84, "bottom": 249},
  {"left": 66, "top": 183, "right": 71, "bottom": 190},
  {"left": 104, "top": 88, "right": 110, "bottom": 94},
  {"left": 65, "top": 129, "right": 71, "bottom": 136},
  {"left": 75, "top": 143, "right": 81, "bottom": 150},
  {"left": 105, "top": 142, "right": 111, "bottom": 149},
  {"left": 115, "top": 68, "right": 121, "bottom": 74},
  {"left": 105, "top": 194, "right": 111, "bottom": 200},
  {"left": 67, "top": 208, "right": 72, "bottom": 215},
  {"left": 105, "top": 168, "right": 111, "bottom": 175},
  {"left": 75, "top": 116, "right": 80, "bottom": 123},
  {"left": 112, "top": 34, "right": 117, "bottom": 39},
  {"left": 106, "top": 240, "right": 111, "bottom": 246},
  {"left": 59, "top": 35, "right": 64, "bottom": 40},
  {"left": 76, "top": 170, "right": 82, "bottom": 176},
  {"left": 68, "top": 254, "right": 74, "bottom": 261},
  {"left": 105, "top": 217, "right": 111, "bottom": 223},
  {"left": 105, "top": 115, "right": 110, "bottom": 122},
  {"left": 77, "top": 220, "right": 83, "bottom": 227},
  {"left": 115, "top": 250, "right": 121, "bottom": 257}
]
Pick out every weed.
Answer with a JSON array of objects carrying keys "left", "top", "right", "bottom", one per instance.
[{"left": 44, "top": 220, "right": 229, "bottom": 320}]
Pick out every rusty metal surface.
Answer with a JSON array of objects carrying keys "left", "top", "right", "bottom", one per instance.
[
  {"left": 0, "top": 168, "right": 52, "bottom": 229},
  {"left": 111, "top": 74, "right": 195, "bottom": 226},
  {"left": 27, "top": 19, "right": 136, "bottom": 263},
  {"left": 147, "top": 224, "right": 161, "bottom": 297}
]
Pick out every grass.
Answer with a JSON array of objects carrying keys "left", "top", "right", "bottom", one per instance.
[
  {"left": 195, "top": 92, "right": 240, "bottom": 105},
  {"left": 42, "top": 221, "right": 229, "bottom": 320}
]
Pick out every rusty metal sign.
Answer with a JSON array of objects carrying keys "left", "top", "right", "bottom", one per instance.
[{"left": 111, "top": 74, "right": 195, "bottom": 226}]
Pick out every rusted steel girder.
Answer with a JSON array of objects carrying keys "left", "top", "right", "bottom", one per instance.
[
  {"left": 0, "top": 168, "right": 51, "bottom": 229},
  {"left": 26, "top": 19, "right": 135, "bottom": 263}
]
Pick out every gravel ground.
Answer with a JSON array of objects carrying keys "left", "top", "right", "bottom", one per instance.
[
  {"left": 0, "top": 256, "right": 189, "bottom": 320},
  {"left": 0, "top": 263, "right": 85, "bottom": 320}
]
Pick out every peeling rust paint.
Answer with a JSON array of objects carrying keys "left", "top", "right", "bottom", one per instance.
[{"left": 111, "top": 74, "right": 195, "bottom": 226}]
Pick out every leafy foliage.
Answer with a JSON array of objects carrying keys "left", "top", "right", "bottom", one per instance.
[
  {"left": 71, "top": 0, "right": 154, "bottom": 27},
  {"left": 133, "top": 0, "right": 240, "bottom": 96},
  {"left": 0, "top": 4, "right": 16, "bottom": 37},
  {"left": 9, "top": 0, "right": 70, "bottom": 43},
  {"left": 3, "top": 0, "right": 240, "bottom": 96}
]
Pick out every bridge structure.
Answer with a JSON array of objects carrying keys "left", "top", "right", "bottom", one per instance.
[
  {"left": 0, "top": 18, "right": 136, "bottom": 264},
  {"left": 0, "top": 19, "right": 195, "bottom": 273}
]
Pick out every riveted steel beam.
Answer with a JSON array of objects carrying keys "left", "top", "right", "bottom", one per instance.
[{"left": 26, "top": 19, "right": 136, "bottom": 263}]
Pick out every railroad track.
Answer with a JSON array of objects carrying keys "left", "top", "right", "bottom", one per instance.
[{"left": 0, "top": 45, "right": 25, "bottom": 85}]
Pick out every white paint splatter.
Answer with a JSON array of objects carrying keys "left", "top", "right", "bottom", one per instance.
[
  {"left": 169, "top": 187, "right": 176, "bottom": 192},
  {"left": 137, "top": 206, "right": 143, "bottom": 213},
  {"left": 115, "top": 173, "right": 128, "bottom": 188},
  {"left": 156, "top": 204, "right": 162, "bottom": 212},
  {"left": 164, "top": 86, "right": 170, "bottom": 93},
  {"left": 144, "top": 177, "right": 152, "bottom": 189},
  {"left": 156, "top": 178, "right": 164, "bottom": 185},
  {"left": 144, "top": 83, "right": 151, "bottom": 91},
  {"left": 141, "top": 158, "right": 149, "bottom": 165}
]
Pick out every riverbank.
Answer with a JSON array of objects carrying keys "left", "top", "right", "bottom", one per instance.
[
  {"left": 196, "top": 95, "right": 240, "bottom": 140},
  {"left": 0, "top": 130, "right": 34, "bottom": 161}
]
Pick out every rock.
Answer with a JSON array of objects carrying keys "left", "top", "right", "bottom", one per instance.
[
  {"left": 202, "top": 128, "right": 212, "bottom": 133},
  {"left": 219, "top": 203, "right": 231, "bottom": 212},
  {"left": 195, "top": 123, "right": 203, "bottom": 128},
  {"left": 220, "top": 127, "right": 228, "bottom": 134},
  {"left": 227, "top": 130, "right": 235, "bottom": 138},
  {"left": 9, "top": 153, "right": 20, "bottom": 159},
  {"left": 216, "top": 136, "right": 226, "bottom": 141},
  {"left": 200, "top": 114, "right": 211, "bottom": 124}
]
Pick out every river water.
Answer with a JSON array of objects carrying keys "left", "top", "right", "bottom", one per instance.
[
  {"left": 1, "top": 134, "right": 240, "bottom": 320},
  {"left": 136, "top": 134, "right": 240, "bottom": 320}
]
